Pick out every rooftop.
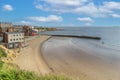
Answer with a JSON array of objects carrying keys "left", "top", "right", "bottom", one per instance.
[
  {"left": 5, "top": 32, "right": 24, "bottom": 34},
  {"left": 0, "top": 22, "right": 12, "bottom": 24}
]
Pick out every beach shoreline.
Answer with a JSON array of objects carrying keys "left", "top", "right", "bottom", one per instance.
[
  {"left": 13, "top": 35, "right": 52, "bottom": 75},
  {"left": 12, "top": 35, "right": 120, "bottom": 80}
]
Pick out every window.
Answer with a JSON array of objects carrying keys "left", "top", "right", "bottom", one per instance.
[{"left": 10, "top": 39, "right": 12, "bottom": 41}]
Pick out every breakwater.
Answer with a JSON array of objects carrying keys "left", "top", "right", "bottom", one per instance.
[{"left": 41, "top": 34, "right": 101, "bottom": 40}]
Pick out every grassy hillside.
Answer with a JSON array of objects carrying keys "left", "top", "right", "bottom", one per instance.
[{"left": 0, "top": 64, "right": 71, "bottom": 80}]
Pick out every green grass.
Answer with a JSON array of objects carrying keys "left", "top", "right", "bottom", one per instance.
[
  {"left": 0, "top": 47, "right": 7, "bottom": 59},
  {"left": 0, "top": 61, "right": 4, "bottom": 70},
  {"left": 0, "top": 47, "right": 6, "bottom": 70},
  {"left": 0, "top": 70, "right": 71, "bottom": 80},
  {"left": 0, "top": 63, "right": 71, "bottom": 80}
]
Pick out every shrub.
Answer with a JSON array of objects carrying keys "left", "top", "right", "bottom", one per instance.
[
  {"left": 0, "top": 48, "right": 7, "bottom": 58},
  {"left": 0, "top": 69, "right": 71, "bottom": 80},
  {"left": 0, "top": 63, "right": 71, "bottom": 80},
  {"left": 0, "top": 61, "right": 4, "bottom": 70}
]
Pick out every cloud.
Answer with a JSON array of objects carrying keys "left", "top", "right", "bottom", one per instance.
[
  {"left": 102, "top": 1, "right": 120, "bottom": 10},
  {"left": 27, "top": 15, "right": 63, "bottom": 22},
  {"left": 43, "top": 0, "right": 88, "bottom": 6},
  {"left": 77, "top": 17, "right": 93, "bottom": 22},
  {"left": 74, "top": 3, "right": 114, "bottom": 17},
  {"left": 35, "top": 0, "right": 89, "bottom": 13},
  {"left": 18, "top": 21, "right": 32, "bottom": 25},
  {"left": 74, "top": 3, "right": 100, "bottom": 17},
  {"left": 86, "top": 23, "right": 92, "bottom": 26},
  {"left": 3, "top": 4, "right": 13, "bottom": 11},
  {"left": 111, "top": 14, "right": 120, "bottom": 18},
  {"left": 35, "top": 0, "right": 120, "bottom": 18},
  {"left": 77, "top": 17, "right": 93, "bottom": 26}
]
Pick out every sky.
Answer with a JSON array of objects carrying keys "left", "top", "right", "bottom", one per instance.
[{"left": 0, "top": 0, "right": 120, "bottom": 27}]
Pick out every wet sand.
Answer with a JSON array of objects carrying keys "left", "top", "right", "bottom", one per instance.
[
  {"left": 42, "top": 37, "right": 120, "bottom": 80},
  {"left": 13, "top": 36, "right": 51, "bottom": 74}
]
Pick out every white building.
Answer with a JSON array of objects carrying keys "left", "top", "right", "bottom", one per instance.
[
  {"left": 3, "top": 32, "right": 24, "bottom": 48},
  {"left": 7, "top": 32, "right": 24, "bottom": 43}
]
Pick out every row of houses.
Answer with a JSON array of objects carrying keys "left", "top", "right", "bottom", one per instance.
[
  {"left": 0, "top": 22, "right": 14, "bottom": 34},
  {"left": 0, "top": 22, "right": 38, "bottom": 35},
  {"left": 0, "top": 22, "right": 38, "bottom": 49}
]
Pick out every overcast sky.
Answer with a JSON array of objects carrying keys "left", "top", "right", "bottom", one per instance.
[{"left": 0, "top": 0, "right": 120, "bottom": 27}]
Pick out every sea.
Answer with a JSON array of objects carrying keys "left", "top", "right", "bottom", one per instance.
[{"left": 40, "top": 27, "right": 120, "bottom": 47}]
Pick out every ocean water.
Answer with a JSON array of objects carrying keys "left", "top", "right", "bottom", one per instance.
[{"left": 40, "top": 27, "right": 120, "bottom": 48}]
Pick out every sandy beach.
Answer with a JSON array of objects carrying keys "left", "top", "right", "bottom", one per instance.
[
  {"left": 13, "top": 36, "right": 51, "bottom": 74},
  {"left": 13, "top": 36, "right": 120, "bottom": 80}
]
